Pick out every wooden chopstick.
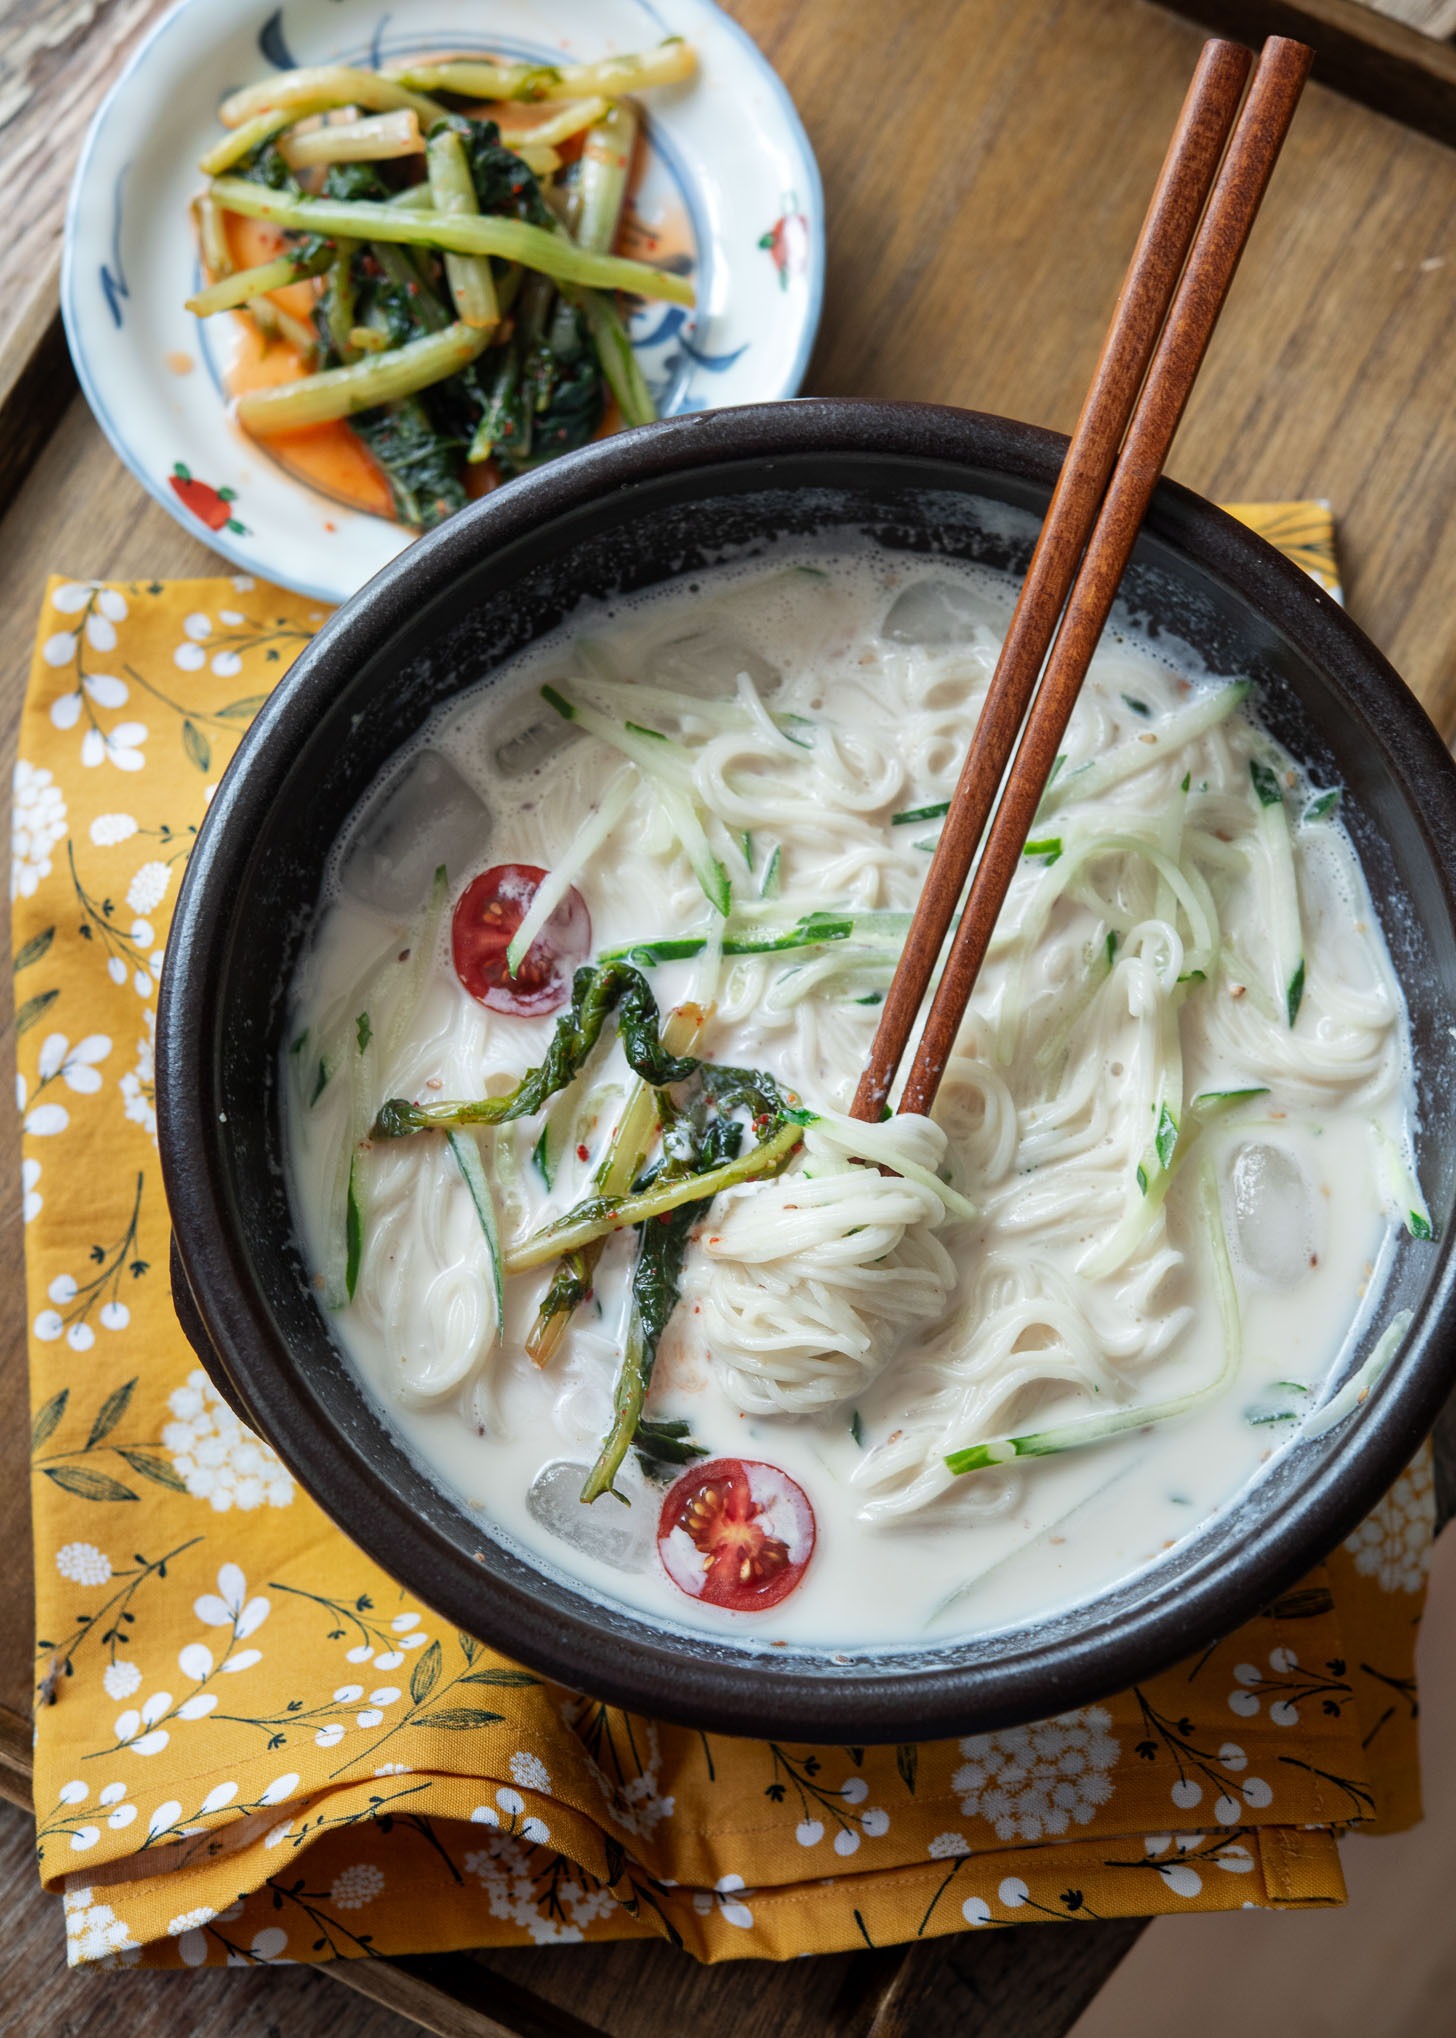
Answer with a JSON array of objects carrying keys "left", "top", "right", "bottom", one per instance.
[
  {"left": 892, "top": 34, "right": 1312, "bottom": 1119},
  {"left": 848, "top": 36, "right": 1253, "bottom": 1125}
]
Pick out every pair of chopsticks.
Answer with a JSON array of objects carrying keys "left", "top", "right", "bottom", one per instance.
[{"left": 851, "top": 35, "right": 1312, "bottom": 1127}]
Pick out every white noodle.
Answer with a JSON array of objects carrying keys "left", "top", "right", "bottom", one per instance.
[{"left": 287, "top": 560, "right": 1413, "bottom": 1562}]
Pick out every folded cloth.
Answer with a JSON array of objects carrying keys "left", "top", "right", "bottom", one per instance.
[{"left": 18, "top": 509, "right": 1432, "bottom": 1971}]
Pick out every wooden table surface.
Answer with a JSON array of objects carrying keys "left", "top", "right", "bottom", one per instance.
[{"left": 1, "top": 0, "right": 1453, "bottom": 2032}]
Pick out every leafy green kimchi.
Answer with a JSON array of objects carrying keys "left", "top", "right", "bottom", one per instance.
[{"left": 187, "top": 45, "right": 696, "bottom": 526}]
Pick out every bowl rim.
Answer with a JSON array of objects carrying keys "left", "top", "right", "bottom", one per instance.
[{"left": 158, "top": 397, "right": 1456, "bottom": 1741}]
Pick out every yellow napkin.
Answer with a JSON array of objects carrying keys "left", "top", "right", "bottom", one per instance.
[{"left": 19, "top": 508, "right": 1431, "bottom": 1971}]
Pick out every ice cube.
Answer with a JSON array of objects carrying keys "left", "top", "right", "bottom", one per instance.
[
  {"left": 646, "top": 623, "right": 780, "bottom": 697},
  {"left": 492, "top": 711, "right": 578, "bottom": 781},
  {"left": 340, "top": 749, "right": 490, "bottom": 917},
  {"left": 526, "top": 1459, "right": 654, "bottom": 1571},
  {"left": 1229, "top": 1141, "right": 1318, "bottom": 1287},
  {"left": 882, "top": 579, "right": 1005, "bottom": 646}
]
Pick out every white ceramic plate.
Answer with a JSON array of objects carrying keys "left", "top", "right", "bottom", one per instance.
[{"left": 63, "top": 0, "right": 823, "bottom": 604}]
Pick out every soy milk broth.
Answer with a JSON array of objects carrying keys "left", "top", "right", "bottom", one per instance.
[{"left": 283, "top": 549, "right": 1413, "bottom": 1648}]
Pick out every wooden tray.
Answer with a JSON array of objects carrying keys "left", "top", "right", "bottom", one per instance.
[
  {"left": 3, "top": 0, "right": 1455, "bottom": 2030},
  {"left": 1155, "top": 0, "right": 1456, "bottom": 148}
]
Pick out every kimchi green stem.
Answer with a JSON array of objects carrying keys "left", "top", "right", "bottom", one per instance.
[
  {"left": 234, "top": 323, "right": 492, "bottom": 434},
  {"left": 208, "top": 178, "right": 695, "bottom": 304},
  {"left": 504, "top": 1122, "right": 805, "bottom": 1273}
]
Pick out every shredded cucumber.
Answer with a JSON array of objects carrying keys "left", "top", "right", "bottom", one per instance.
[
  {"left": 507, "top": 770, "right": 632, "bottom": 975},
  {"left": 1041, "top": 681, "right": 1250, "bottom": 813},
  {"left": 542, "top": 685, "right": 730, "bottom": 915},
  {"left": 946, "top": 1163, "right": 1240, "bottom": 1475},
  {"left": 603, "top": 908, "right": 912, "bottom": 966},
  {"left": 447, "top": 1131, "right": 505, "bottom": 1347},
  {"left": 1250, "top": 759, "right": 1305, "bottom": 1026},
  {"left": 344, "top": 1156, "right": 364, "bottom": 1300},
  {"left": 1373, "top": 1119, "right": 1434, "bottom": 1240},
  {"left": 1304, "top": 1311, "right": 1412, "bottom": 1438},
  {"left": 531, "top": 1121, "right": 554, "bottom": 1190},
  {"left": 322, "top": 867, "right": 449, "bottom": 1306}
]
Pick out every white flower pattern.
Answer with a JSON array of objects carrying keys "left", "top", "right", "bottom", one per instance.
[
  {"left": 63, "top": 1887, "right": 142, "bottom": 1966},
  {"left": 330, "top": 1863, "right": 385, "bottom": 1909},
  {"left": 56, "top": 1542, "right": 111, "bottom": 1586},
  {"left": 463, "top": 1831, "right": 615, "bottom": 1946},
  {"left": 162, "top": 1371, "right": 295, "bottom": 1510},
  {"left": 12, "top": 758, "right": 67, "bottom": 898},
  {"left": 953, "top": 1707, "right": 1119, "bottom": 1841},
  {"left": 1344, "top": 1456, "right": 1434, "bottom": 1594},
  {"left": 90, "top": 811, "right": 138, "bottom": 845},
  {"left": 126, "top": 860, "right": 170, "bottom": 915},
  {"left": 120, "top": 1007, "right": 156, "bottom": 1140},
  {"left": 103, "top": 1660, "right": 142, "bottom": 1702}
]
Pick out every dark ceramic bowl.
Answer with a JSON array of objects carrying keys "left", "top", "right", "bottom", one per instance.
[{"left": 158, "top": 401, "right": 1456, "bottom": 1742}]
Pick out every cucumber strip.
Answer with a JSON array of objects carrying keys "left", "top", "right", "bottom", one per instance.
[
  {"left": 1245, "top": 1380, "right": 1310, "bottom": 1427},
  {"left": 328, "top": 1003, "right": 378, "bottom": 1306},
  {"left": 344, "top": 1156, "right": 364, "bottom": 1301},
  {"left": 1252, "top": 761, "right": 1305, "bottom": 1026},
  {"left": 892, "top": 799, "right": 950, "bottom": 826},
  {"left": 1191, "top": 1086, "right": 1269, "bottom": 1119},
  {"left": 1080, "top": 993, "right": 1185, "bottom": 1279},
  {"left": 758, "top": 845, "right": 782, "bottom": 899},
  {"left": 947, "top": 1163, "right": 1241, "bottom": 1475},
  {"left": 542, "top": 684, "right": 729, "bottom": 914},
  {"left": 326, "top": 868, "right": 449, "bottom": 1306},
  {"left": 602, "top": 909, "right": 905, "bottom": 966},
  {"left": 447, "top": 1131, "right": 505, "bottom": 1348},
  {"left": 506, "top": 770, "right": 633, "bottom": 975},
  {"left": 1041, "top": 681, "right": 1250, "bottom": 811},
  {"left": 532, "top": 1121, "right": 554, "bottom": 1190},
  {"left": 996, "top": 828, "right": 1217, "bottom": 1065},
  {"left": 1373, "top": 1120, "right": 1434, "bottom": 1240},
  {"left": 1032, "top": 932, "right": 1118, "bottom": 1075},
  {"left": 383, "top": 865, "right": 449, "bottom": 1073},
  {"left": 1304, "top": 1311, "right": 1412, "bottom": 1438}
]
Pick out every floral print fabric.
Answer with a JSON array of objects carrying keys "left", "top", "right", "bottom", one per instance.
[{"left": 17, "top": 524, "right": 1433, "bottom": 1969}]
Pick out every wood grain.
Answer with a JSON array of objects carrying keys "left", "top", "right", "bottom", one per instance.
[
  {"left": 1155, "top": 0, "right": 1456, "bottom": 147},
  {"left": 0, "top": 0, "right": 171, "bottom": 358},
  {"left": 0, "top": 0, "right": 1454, "bottom": 2033}
]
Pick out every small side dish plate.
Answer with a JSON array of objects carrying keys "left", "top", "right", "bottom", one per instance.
[{"left": 62, "top": 0, "right": 823, "bottom": 604}]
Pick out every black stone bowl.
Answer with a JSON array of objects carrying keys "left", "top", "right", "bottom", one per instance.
[{"left": 157, "top": 401, "right": 1456, "bottom": 1743}]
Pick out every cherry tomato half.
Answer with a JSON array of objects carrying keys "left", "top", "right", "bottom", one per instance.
[
  {"left": 657, "top": 1458, "right": 816, "bottom": 1612},
  {"left": 451, "top": 864, "right": 591, "bottom": 1017}
]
